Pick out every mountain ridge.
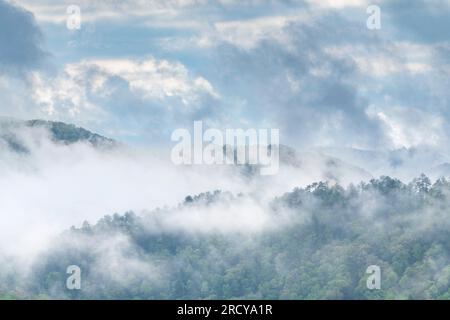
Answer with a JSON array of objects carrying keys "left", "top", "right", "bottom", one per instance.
[{"left": 0, "top": 118, "right": 117, "bottom": 152}]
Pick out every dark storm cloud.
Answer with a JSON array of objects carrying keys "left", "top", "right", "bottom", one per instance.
[
  {"left": 0, "top": 0, "right": 47, "bottom": 74},
  {"left": 202, "top": 13, "right": 387, "bottom": 149}
]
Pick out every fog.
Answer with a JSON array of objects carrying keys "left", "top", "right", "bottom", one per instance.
[
  {"left": 0, "top": 134, "right": 231, "bottom": 256},
  {"left": 4, "top": 123, "right": 450, "bottom": 299},
  {"left": 0, "top": 123, "right": 385, "bottom": 259},
  {"left": 0, "top": 124, "right": 302, "bottom": 260}
]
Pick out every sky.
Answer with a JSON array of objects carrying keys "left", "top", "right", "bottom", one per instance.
[{"left": 1, "top": 0, "right": 450, "bottom": 151}]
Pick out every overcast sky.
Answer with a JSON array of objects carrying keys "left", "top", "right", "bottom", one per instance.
[{"left": 1, "top": 0, "right": 449, "bottom": 151}]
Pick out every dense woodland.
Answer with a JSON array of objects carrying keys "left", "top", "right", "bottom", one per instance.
[{"left": 2, "top": 174, "right": 450, "bottom": 299}]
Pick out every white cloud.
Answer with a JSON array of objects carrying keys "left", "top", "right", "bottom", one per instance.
[
  {"left": 325, "top": 42, "right": 434, "bottom": 77},
  {"left": 12, "top": 0, "right": 196, "bottom": 24},
  {"left": 0, "top": 126, "right": 249, "bottom": 258},
  {"left": 85, "top": 59, "right": 219, "bottom": 99},
  {"left": 211, "top": 13, "right": 311, "bottom": 49},
  {"left": 13, "top": 0, "right": 373, "bottom": 26},
  {"left": 368, "top": 106, "right": 445, "bottom": 149},
  {"left": 305, "top": 0, "right": 369, "bottom": 9},
  {"left": 31, "top": 58, "right": 218, "bottom": 123}
]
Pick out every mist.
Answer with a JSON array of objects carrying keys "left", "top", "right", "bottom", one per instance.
[{"left": 2, "top": 123, "right": 450, "bottom": 299}]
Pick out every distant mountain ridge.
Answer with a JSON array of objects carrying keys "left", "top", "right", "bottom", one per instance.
[
  {"left": 224, "top": 143, "right": 373, "bottom": 186},
  {"left": 316, "top": 146, "right": 450, "bottom": 181},
  {"left": 7, "top": 118, "right": 450, "bottom": 184},
  {"left": 26, "top": 120, "right": 116, "bottom": 148},
  {"left": 0, "top": 118, "right": 117, "bottom": 152}
]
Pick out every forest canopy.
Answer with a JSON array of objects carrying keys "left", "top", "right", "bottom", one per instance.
[{"left": 2, "top": 174, "right": 450, "bottom": 300}]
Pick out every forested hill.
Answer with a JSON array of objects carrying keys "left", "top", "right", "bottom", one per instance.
[
  {"left": 0, "top": 118, "right": 116, "bottom": 152},
  {"left": 27, "top": 120, "right": 116, "bottom": 148},
  {"left": 7, "top": 174, "right": 450, "bottom": 299}
]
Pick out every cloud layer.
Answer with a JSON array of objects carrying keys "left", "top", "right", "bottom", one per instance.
[
  {"left": 0, "top": 0, "right": 47, "bottom": 74},
  {"left": 0, "top": 1, "right": 449, "bottom": 151}
]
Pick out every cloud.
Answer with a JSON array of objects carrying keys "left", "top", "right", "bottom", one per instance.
[
  {"left": 305, "top": 0, "right": 369, "bottom": 9},
  {"left": 209, "top": 13, "right": 311, "bottom": 50},
  {"left": 30, "top": 58, "right": 220, "bottom": 141},
  {"left": 324, "top": 42, "right": 434, "bottom": 77},
  {"left": 384, "top": 0, "right": 450, "bottom": 43},
  {"left": 0, "top": 0, "right": 47, "bottom": 74},
  {"left": 5, "top": 0, "right": 450, "bottom": 152},
  {"left": 0, "top": 119, "right": 379, "bottom": 262},
  {"left": 368, "top": 106, "right": 446, "bottom": 149},
  {"left": 1, "top": 0, "right": 450, "bottom": 300},
  {"left": 12, "top": 0, "right": 373, "bottom": 26},
  {"left": 191, "top": 14, "right": 389, "bottom": 149},
  {"left": 83, "top": 59, "right": 219, "bottom": 101},
  {"left": 169, "top": 7, "right": 450, "bottom": 151},
  {"left": 13, "top": 0, "right": 278, "bottom": 24},
  {"left": 12, "top": 0, "right": 182, "bottom": 24}
]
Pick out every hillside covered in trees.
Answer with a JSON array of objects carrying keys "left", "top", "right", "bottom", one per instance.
[
  {"left": 0, "top": 118, "right": 117, "bottom": 153},
  {"left": 2, "top": 175, "right": 450, "bottom": 299}
]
